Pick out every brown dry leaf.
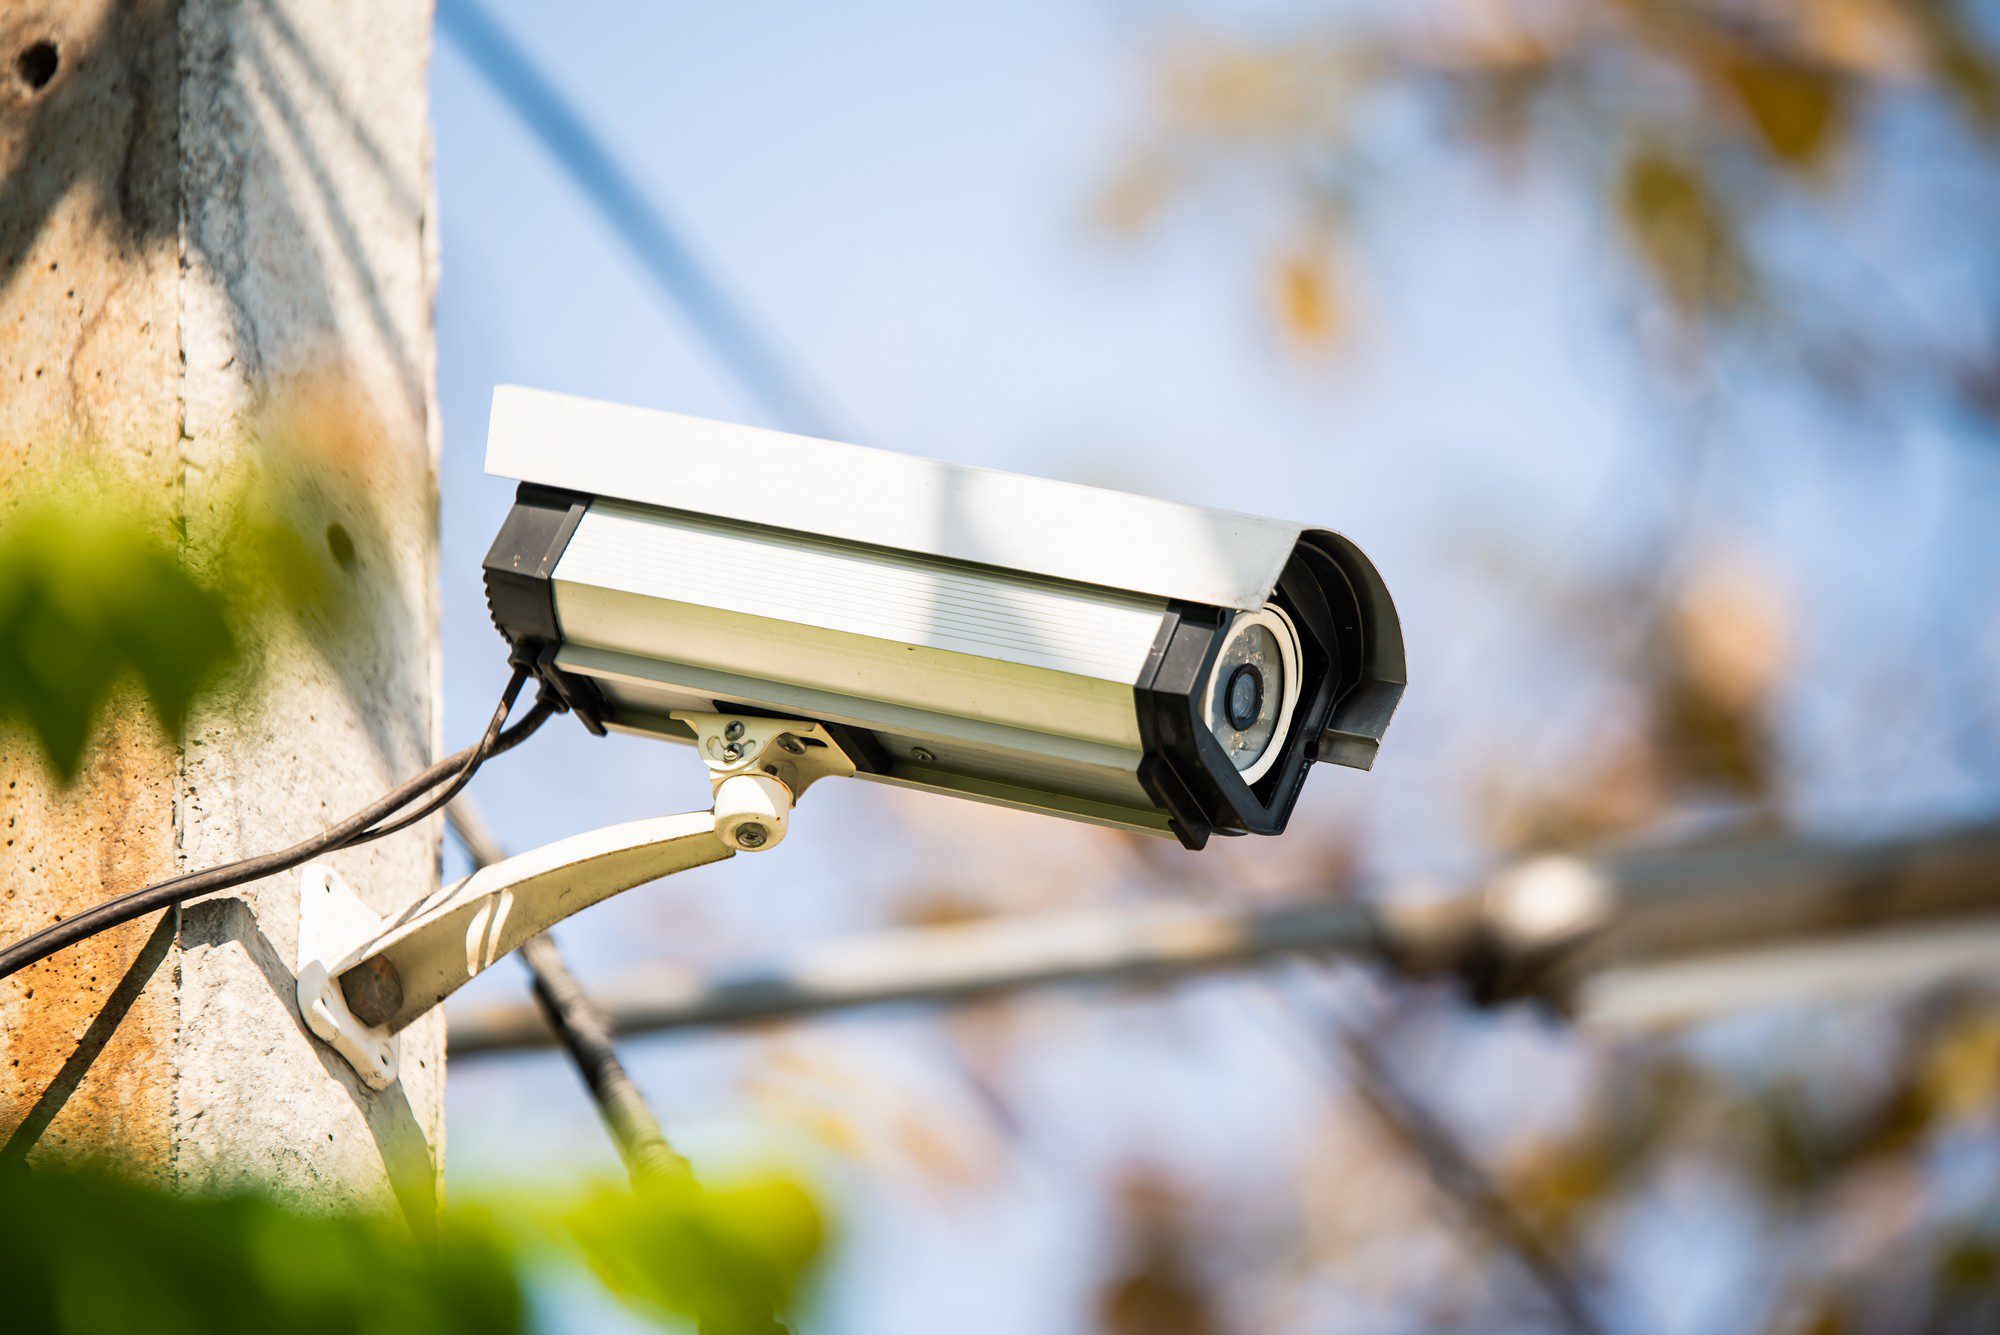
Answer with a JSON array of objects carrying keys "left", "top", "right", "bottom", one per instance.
[
  {"left": 1427, "top": 0, "right": 1571, "bottom": 72},
  {"left": 1654, "top": 554, "right": 1790, "bottom": 804},
  {"left": 1667, "top": 557, "right": 1791, "bottom": 713},
  {"left": 1160, "top": 39, "right": 1346, "bottom": 141},
  {"left": 1615, "top": 142, "right": 1753, "bottom": 318},
  {"left": 1792, "top": 0, "right": 1926, "bottom": 79},
  {"left": 1793, "top": 1300, "right": 1851, "bottom": 1335},
  {"left": 889, "top": 884, "right": 990, "bottom": 930},
  {"left": 1712, "top": 51, "right": 1850, "bottom": 171},
  {"left": 1653, "top": 675, "right": 1771, "bottom": 803},
  {"left": 1916, "top": 1005, "right": 2000, "bottom": 1124},
  {"left": 1906, "top": 0, "right": 2000, "bottom": 131},
  {"left": 1496, "top": 1138, "right": 1618, "bottom": 1245},
  {"left": 1476, "top": 728, "right": 1668, "bottom": 852},
  {"left": 1094, "top": 1171, "right": 1220, "bottom": 1335}
]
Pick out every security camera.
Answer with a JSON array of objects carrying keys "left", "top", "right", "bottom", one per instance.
[
  {"left": 481, "top": 387, "right": 1404, "bottom": 850},
  {"left": 280, "top": 387, "right": 1406, "bottom": 1085}
]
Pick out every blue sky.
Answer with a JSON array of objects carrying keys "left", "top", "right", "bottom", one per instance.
[{"left": 426, "top": 4, "right": 2000, "bottom": 1330}]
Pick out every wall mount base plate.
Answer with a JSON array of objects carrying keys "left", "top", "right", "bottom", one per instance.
[{"left": 296, "top": 864, "right": 400, "bottom": 1090}]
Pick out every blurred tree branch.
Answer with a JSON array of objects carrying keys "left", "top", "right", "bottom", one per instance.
[
  {"left": 1334, "top": 1015, "right": 1605, "bottom": 1333},
  {"left": 1104, "top": 0, "right": 2000, "bottom": 429}
]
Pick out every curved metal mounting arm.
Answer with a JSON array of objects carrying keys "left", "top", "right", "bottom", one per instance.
[{"left": 296, "top": 713, "right": 852, "bottom": 1088}]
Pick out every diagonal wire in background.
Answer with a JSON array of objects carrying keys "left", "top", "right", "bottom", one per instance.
[{"left": 436, "top": 0, "right": 843, "bottom": 439}]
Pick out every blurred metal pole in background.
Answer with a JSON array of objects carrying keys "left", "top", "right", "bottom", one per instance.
[
  {"left": 447, "top": 819, "right": 2000, "bottom": 1056},
  {"left": 447, "top": 799, "right": 684, "bottom": 1181}
]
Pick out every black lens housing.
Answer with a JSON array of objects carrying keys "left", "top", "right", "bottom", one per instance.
[{"left": 1132, "top": 531, "right": 1405, "bottom": 849}]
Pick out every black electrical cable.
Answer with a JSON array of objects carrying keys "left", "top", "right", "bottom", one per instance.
[
  {"left": 0, "top": 668, "right": 557, "bottom": 984},
  {"left": 347, "top": 666, "right": 528, "bottom": 846}
]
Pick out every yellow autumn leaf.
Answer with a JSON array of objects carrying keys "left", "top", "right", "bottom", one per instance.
[{"left": 1274, "top": 249, "right": 1344, "bottom": 345}]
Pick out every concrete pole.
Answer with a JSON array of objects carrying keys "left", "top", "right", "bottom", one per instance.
[{"left": 0, "top": 0, "right": 443, "bottom": 1222}]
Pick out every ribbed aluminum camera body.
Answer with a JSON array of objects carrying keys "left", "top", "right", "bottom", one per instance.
[{"left": 482, "top": 388, "right": 1404, "bottom": 848}]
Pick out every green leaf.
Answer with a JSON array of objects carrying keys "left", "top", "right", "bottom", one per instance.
[
  {"left": 0, "top": 564, "right": 122, "bottom": 781},
  {"left": 0, "top": 461, "right": 343, "bottom": 784},
  {"left": 106, "top": 547, "right": 239, "bottom": 742}
]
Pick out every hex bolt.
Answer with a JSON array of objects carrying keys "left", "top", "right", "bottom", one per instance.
[
  {"left": 735, "top": 823, "right": 769, "bottom": 849},
  {"left": 339, "top": 956, "right": 405, "bottom": 1029}
]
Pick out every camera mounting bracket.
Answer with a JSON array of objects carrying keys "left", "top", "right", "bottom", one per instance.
[{"left": 296, "top": 713, "right": 854, "bottom": 1087}]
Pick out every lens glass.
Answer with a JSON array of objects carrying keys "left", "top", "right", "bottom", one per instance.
[
  {"left": 1226, "top": 664, "right": 1263, "bottom": 730},
  {"left": 1207, "top": 621, "right": 1284, "bottom": 773}
]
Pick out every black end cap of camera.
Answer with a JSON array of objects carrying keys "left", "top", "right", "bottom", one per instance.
[
  {"left": 482, "top": 483, "right": 610, "bottom": 735},
  {"left": 1133, "top": 533, "right": 1404, "bottom": 852}
]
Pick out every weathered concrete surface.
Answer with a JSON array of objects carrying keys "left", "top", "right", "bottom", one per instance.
[
  {"left": 0, "top": 0, "right": 187, "bottom": 1182},
  {"left": 0, "top": 0, "right": 443, "bottom": 1216}
]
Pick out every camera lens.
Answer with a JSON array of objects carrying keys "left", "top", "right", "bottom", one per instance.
[
  {"left": 1203, "top": 606, "right": 1303, "bottom": 786},
  {"left": 1225, "top": 664, "right": 1263, "bottom": 730}
]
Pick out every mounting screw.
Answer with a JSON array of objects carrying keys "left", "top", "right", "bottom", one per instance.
[
  {"left": 724, "top": 720, "right": 746, "bottom": 741},
  {"left": 722, "top": 742, "right": 744, "bottom": 761},
  {"left": 735, "top": 823, "right": 769, "bottom": 849},
  {"left": 777, "top": 735, "right": 805, "bottom": 755},
  {"left": 911, "top": 746, "right": 936, "bottom": 764}
]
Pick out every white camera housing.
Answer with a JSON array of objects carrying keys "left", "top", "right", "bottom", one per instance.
[{"left": 482, "top": 388, "right": 1403, "bottom": 848}]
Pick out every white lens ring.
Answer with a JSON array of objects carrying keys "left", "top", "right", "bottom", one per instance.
[{"left": 1202, "top": 603, "right": 1304, "bottom": 785}]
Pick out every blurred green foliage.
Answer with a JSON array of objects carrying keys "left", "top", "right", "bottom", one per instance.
[
  {"left": 0, "top": 1159, "right": 829, "bottom": 1335},
  {"left": 0, "top": 467, "right": 335, "bottom": 783},
  {"left": 553, "top": 1174, "right": 827, "bottom": 1333},
  {"left": 0, "top": 1164, "right": 524, "bottom": 1335}
]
